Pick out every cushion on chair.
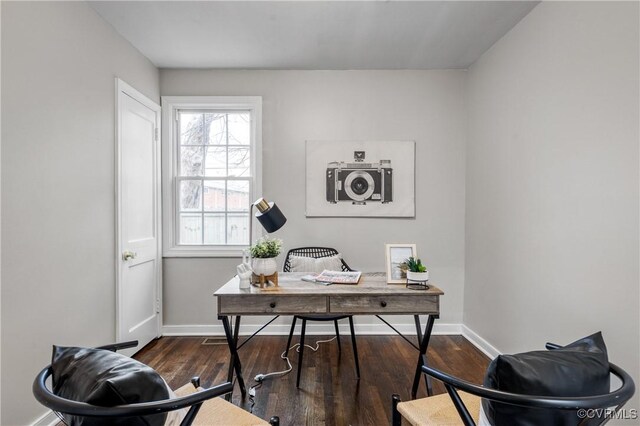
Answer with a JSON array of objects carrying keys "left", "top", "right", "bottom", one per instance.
[
  {"left": 482, "top": 332, "right": 610, "bottom": 426},
  {"left": 174, "top": 383, "right": 270, "bottom": 425},
  {"left": 51, "top": 345, "right": 170, "bottom": 426},
  {"left": 289, "top": 254, "right": 343, "bottom": 272},
  {"left": 397, "top": 391, "right": 481, "bottom": 426}
]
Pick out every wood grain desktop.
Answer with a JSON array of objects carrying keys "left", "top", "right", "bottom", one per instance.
[{"left": 215, "top": 273, "right": 444, "bottom": 316}]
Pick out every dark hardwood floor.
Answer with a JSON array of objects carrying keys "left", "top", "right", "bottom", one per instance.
[{"left": 135, "top": 333, "right": 489, "bottom": 426}]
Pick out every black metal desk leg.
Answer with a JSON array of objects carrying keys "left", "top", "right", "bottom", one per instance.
[
  {"left": 296, "top": 319, "right": 307, "bottom": 388},
  {"left": 414, "top": 315, "right": 423, "bottom": 344},
  {"left": 226, "top": 316, "right": 242, "bottom": 384},
  {"left": 220, "top": 315, "right": 247, "bottom": 399},
  {"left": 411, "top": 314, "right": 436, "bottom": 399},
  {"left": 348, "top": 316, "right": 361, "bottom": 379}
]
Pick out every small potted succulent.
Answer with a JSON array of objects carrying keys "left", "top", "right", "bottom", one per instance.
[
  {"left": 249, "top": 237, "right": 283, "bottom": 276},
  {"left": 404, "top": 257, "right": 429, "bottom": 282}
]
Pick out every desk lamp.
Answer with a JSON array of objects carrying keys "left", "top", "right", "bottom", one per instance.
[
  {"left": 249, "top": 197, "right": 287, "bottom": 245},
  {"left": 238, "top": 197, "right": 286, "bottom": 288}
]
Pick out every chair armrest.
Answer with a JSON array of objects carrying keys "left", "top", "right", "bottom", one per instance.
[
  {"left": 545, "top": 342, "right": 562, "bottom": 350},
  {"left": 95, "top": 340, "right": 139, "bottom": 352},
  {"left": 33, "top": 366, "right": 233, "bottom": 418}
]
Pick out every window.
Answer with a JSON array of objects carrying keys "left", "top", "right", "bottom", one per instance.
[{"left": 162, "top": 97, "right": 262, "bottom": 257}]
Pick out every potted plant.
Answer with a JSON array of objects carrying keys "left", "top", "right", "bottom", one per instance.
[
  {"left": 404, "top": 257, "right": 429, "bottom": 282},
  {"left": 249, "top": 237, "right": 282, "bottom": 276}
]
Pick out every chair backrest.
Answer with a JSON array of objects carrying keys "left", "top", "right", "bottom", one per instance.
[{"left": 283, "top": 247, "right": 353, "bottom": 272}]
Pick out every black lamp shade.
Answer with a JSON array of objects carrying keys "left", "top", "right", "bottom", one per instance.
[{"left": 255, "top": 202, "right": 287, "bottom": 233}]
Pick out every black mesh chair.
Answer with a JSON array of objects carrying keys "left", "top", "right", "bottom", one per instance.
[{"left": 283, "top": 247, "right": 360, "bottom": 387}]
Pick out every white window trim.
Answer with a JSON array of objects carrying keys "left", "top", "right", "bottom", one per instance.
[{"left": 161, "top": 96, "right": 262, "bottom": 257}]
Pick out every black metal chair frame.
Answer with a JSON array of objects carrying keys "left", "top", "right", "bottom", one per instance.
[
  {"left": 391, "top": 343, "right": 636, "bottom": 426},
  {"left": 33, "top": 341, "right": 280, "bottom": 426},
  {"left": 283, "top": 247, "right": 361, "bottom": 387}
]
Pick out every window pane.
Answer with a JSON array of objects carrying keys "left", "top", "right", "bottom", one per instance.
[
  {"left": 204, "top": 214, "right": 225, "bottom": 245},
  {"left": 180, "top": 180, "right": 202, "bottom": 211},
  {"left": 180, "top": 146, "right": 204, "bottom": 176},
  {"left": 204, "top": 180, "right": 226, "bottom": 211},
  {"left": 227, "top": 181, "right": 249, "bottom": 211},
  {"left": 228, "top": 147, "right": 250, "bottom": 177},
  {"left": 179, "top": 113, "right": 205, "bottom": 145},
  {"left": 204, "top": 146, "right": 227, "bottom": 177},
  {"left": 227, "top": 113, "right": 250, "bottom": 145},
  {"left": 227, "top": 213, "right": 249, "bottom": 245},
  {"left": 172, "top": 102, "right": 257, "bottom": 251},
  {"left": 206, "top": 113, "right": 226, "bottom": 145},
  {"left": 179, "top": 213, "right": 202, "bottom": 244}
]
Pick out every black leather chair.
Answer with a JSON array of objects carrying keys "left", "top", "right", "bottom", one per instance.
[
  {"left": 33, "top": 341, "right": 280, "bottom": 426},
  {"left": 283, "top": 247, "right": 360, "bottom": 387},
  {"left": 392, "top": 342, "right": 636, "bottom": 426}
]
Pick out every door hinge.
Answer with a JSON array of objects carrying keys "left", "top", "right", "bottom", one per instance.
[
  {"left": 154, "top": 128, "right": 159, "bottom": 142},
  {"left": 156, "top": 299, "right": 161, "bottom": 314}
]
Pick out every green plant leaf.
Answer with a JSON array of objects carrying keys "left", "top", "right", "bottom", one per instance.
[
  {"left": 404, "top": 256, "right": 427, "bottom": 272},
  {"left": 249, "top": 237, "right": 283, "bottom": 258}
]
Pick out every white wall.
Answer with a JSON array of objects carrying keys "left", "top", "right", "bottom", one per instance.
[
  {"left": 1, "top": 2, "right": 159, "bottom": 424},
  {"left": 465, "top": 0, "right": 639, "bottom": 411},
  {"left": 3, "top": 2, "right": 637, "bottom": 424},
  {"left": 160, "top": 70, "right": 467, "bottom": 332}
]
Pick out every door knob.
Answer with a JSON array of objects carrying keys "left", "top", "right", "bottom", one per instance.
[{"left": 122, "top": 251, "right": 137, "bottom": 261}]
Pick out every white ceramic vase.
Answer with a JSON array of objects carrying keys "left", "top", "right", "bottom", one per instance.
[
  {"left": 407, "top": 270, "right": 429, "bottom": 282},
  {"left": 252, "top": 257, "right": 277, "bottom": 276}
]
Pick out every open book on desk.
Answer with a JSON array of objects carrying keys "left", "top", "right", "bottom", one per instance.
[{"left": 300, "top": 270, "right": 362, "bottom": 285}]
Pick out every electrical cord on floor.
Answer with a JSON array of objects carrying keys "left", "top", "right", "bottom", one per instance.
[
  {"left": 253, "top": 336, "right": 337, "bottom": 382},
  {"left": 248, "top": 380, "right": 262, "bottom": 413},
  {"left": 248, "top": 336, "right": 338, "bottom": 412}
]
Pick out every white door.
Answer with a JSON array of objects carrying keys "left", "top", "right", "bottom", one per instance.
[{"left": 116, "top": 79, "right": 162, "bottom": 356}]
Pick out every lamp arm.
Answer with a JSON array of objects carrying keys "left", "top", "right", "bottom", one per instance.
[{"left": 248, "top": 203, "right": 254, "bottom": 269}]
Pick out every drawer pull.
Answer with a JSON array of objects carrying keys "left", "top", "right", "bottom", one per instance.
[
  {"left": 269, "top": 302, "right": 276, "bottom": 308},
  {"left": 380, "top": 301, "right": 387, "bottom": 307}
]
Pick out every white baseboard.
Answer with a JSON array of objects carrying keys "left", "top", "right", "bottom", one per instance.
[
  {"left": 461, "top": 324, "right": 501, "bottom": 359},
  {"left": 162, "top": 322, "right": 462, "bottom": 336},
  {"left": 32, "top": 410, "right": 59, "bottom": 426}
]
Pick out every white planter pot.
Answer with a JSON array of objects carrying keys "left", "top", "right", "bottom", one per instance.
[
  {"left": 252, "top": 257, "right": 278, "bottom": 276},
  {"left": 407, "top": 271, "right": 429, "bottom": 282}
]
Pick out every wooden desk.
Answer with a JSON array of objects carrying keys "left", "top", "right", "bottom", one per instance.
[{"left": 215, "top": 272, "right": 443, "bottom": 399}]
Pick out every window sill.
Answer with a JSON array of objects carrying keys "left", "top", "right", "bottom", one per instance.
[{"left": 163, "top": 246, "right": 247, "bottom": 258}]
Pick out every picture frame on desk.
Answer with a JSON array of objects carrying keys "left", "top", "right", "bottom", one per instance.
[{"left": 385, "top": 243, "right": 416, "bottom": 284}]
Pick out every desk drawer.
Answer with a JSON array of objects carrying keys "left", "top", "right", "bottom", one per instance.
[
  {"left": 329, "top": 295, "right": 438, "bottom": 314},
  {"left": 218, "top": 295, "right": 327, "bottom": 315}
]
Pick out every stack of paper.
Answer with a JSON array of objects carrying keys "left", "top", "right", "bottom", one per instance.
[{"left": 300, "top": 270, "right": 362, "bottom": 285}]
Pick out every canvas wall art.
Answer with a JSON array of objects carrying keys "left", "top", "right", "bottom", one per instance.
[{"left": 305, "top": 140, "right": 415, "bottom": 217}]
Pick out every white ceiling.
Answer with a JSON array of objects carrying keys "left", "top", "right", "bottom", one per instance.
[{"left": 89, "top": 1, "right": 539, "bottom": 70}]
